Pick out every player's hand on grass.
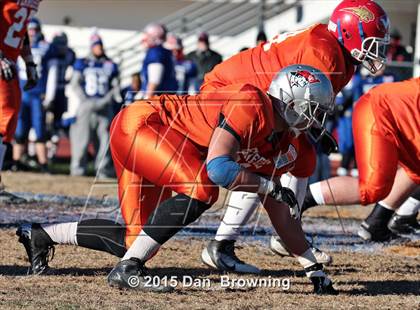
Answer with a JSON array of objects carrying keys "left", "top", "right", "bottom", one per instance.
[
  {"left": 269, "top": 183, "right": 299, "bottom": 219},
  {"left": 305, "top": 263, "right": 338, "bottom": 295},
  {"left": 24, "top": 61, "right": 39, "bottom": 90}
]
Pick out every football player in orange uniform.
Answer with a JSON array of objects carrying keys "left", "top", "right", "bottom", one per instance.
[
  {"left": 0, "top": 0, "right": 40, "bottom": 200},
  {"left": 18, "top": 65, "right": 339, "bottom": 294},
  {"left": 302, "top": 78, "right": 420, "bottom": 241},
  {"left": 200, "top": 0, "right": 391, "bottom": 272}
]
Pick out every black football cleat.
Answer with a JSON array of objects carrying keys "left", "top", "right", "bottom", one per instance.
[
  {"left": 16, "top": 223, "right": 55, "bottom": 275},
  {"left": 388, "top": 212, "right": 420, "bottom": 235},
  {"left": 310, "top": 276, "right": 339, "bottom": 295},
  {"left": 201, "top": 239, "right": 261, "bottom": 274},
  {"left": 107, "top": 258, "right": 174, "bottom": 292},
  {"left": 358, "top": 220, "right": 400, "bottom": 242}
]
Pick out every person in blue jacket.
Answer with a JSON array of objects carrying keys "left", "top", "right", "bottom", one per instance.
[
  {"left": 13, "top": 18, "right": 51, "bottom": 172},
  {"left": 140, "top": 23, "right": 177, "bottom": 99}
]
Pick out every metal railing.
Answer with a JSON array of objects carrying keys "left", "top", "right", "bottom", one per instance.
[{"left": 108, "top": 0, "right": 299, "bottom": 84}]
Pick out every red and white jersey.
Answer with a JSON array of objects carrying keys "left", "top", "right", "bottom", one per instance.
[{"left": 0, "top": 0, "right": 40, "bottom": 61}]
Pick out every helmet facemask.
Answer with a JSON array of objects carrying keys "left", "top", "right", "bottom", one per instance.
[
  {"left": 274, "top": 87, "right": 330, "bottom": 139},
  {"left": 351, "top": 35, "right": 389, "bottom": 74}
]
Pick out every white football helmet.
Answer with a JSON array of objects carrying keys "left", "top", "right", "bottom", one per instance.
[{"left": 268, "top": 64, "right": 334, "bottom": 140}]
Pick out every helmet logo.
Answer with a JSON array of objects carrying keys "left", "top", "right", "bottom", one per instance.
[
  {"left": 340, "top": 6, "right": 375, "bottom": 23},
  {"left": 377, "top": 16, "right": 389, "bottom": 33},
  {"left": 290, "top": 70, "right": 320, "bottom": 88}
]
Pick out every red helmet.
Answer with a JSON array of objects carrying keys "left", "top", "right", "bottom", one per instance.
[{"left": 328, "top": 0, "right": 390, "bottom": 74}]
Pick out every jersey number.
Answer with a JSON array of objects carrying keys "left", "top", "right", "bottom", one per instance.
[
  {"left": 85, "top": 72, "right": 109, "bottom": 96},
  {"left": 4, "top": 7, "right": 35, "bottom": 49},
  {"left": 263, "top": 28, "right": 309, "bottom": 52}
]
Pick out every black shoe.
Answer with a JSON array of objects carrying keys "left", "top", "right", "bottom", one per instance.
[
  {"left": 16, "top": 223, "right": 55, "bottom": 275},
  {"left": 388, "top": 213, "right": 420, "bottom": 235},
  {"left": 358, "top": 221, "right": 400, "bottom": 242},
  {"left": 39, "top": 164, "right": 50, "bottom": 174},
  {"left": 201, "top": 240, "right": 260, "bottom": 274},
  {"left": 10, "top": 160, "right": 32, "bottom": 172},
  {"left": 310, "top": 276, "right": 339, "bottom": 295},
  {"left": 0, "top": 190, "right": 27, "bottom": 204},
  {"left": 108, "top": 258, "right": 174, "bottom": 292}
]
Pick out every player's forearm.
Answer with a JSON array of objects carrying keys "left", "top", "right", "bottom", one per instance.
[
  {"left": 44, "top": 65, "right": 59, "bottom": 104},
  {"left": 70, "top": 71, "right": 88, "bottom": 101},
  {"left": 228, "top": 170, "right": 268, "bottom": 193},
  {"left": 20, "top": 33, "right": 33, "bottom": 62},
  {"left": 264, "top": 197, "right": 310, "bottom": 255},
  {"left": 144, "top": 83, "right": 158, "bottom": 99}
]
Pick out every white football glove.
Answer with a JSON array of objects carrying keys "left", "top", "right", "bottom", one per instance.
[{"left": 0, "top": 52, "right": 15, "bottom": 81}]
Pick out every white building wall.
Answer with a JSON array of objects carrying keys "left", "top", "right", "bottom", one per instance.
[{"left": 37, "top": 0, "right": 194, "bottom": 31}]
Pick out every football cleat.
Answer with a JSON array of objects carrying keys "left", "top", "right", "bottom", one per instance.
[
  {"left": 310, "top": 276, "right": 339, "bottom": 295},
  {"left": 16, "top": 223, "right": 55, "bottom": 275},
  {"left": 201, "top": 240, "right": 261, "bottom": 274},
  {"left": 388, "top": 212, "right": 420, "bottom": 235},
  {"left": 270, "top": 236, "right": 333, "bottom": 265},
  {"left": 305, "top": 263, "right": 338, "bottom": 295},
  {"left": 0, "top": 189, "right": 26, "bottom": 204},
  {"left": 107, "top": 258, "right": 173, "bottom": 292},
  {"left": 358, "top": 220, "right": 400, "bottom": 242}
]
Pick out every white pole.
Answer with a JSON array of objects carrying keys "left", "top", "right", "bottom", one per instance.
[{"left": 414, "top": 3, "right": 420, "bottom": 77}]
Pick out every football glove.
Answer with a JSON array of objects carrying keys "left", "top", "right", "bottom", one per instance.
[
  {"left": 23, "top": 61, "right": 39, "bottom": 90},
  {"left": 305, "top": 263, "right": 338, "bottom": 295},
  {"left": 0, "top": 52, "right": 15, "bottom": 81},
  {"left": 269, "top": 183, "right": 299, "bottom": 219}
]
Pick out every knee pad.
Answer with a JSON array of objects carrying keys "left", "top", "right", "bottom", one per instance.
[
  {"left": 143, "top": 194, "right": 211, "bottom": 244},
  {"left": 76, "top": 219, "right": 126, "bottom": 257}
]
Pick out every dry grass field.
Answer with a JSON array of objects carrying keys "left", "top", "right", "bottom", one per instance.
[{"left": 0, "top": 172, "right": 419, "bottom": 309}]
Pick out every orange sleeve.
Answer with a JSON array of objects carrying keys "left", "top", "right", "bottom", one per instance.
[
  {"left": 289, "top": 135, "right": 316, "bottom": 178},
  {"left": 299, "top": 47, "right": 337, "bottom": 86},
  {"left": 220, "top": 85, "right": 265, "bottom": 142}
]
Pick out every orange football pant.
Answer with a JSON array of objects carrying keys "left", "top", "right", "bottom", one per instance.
[
  {"left": 353, "top": 95, "right": 399, "bottom": 205},
  {"left": 0, "top": 78, "right": 21, "bottom": 142},
  {"left": 109, "top": 101, "right": 218, "bottom": 247}
]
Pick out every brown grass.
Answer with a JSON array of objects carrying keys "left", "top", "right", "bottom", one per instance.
[{"left": 0, "top": 229, "right": 419, "bottom": 309}]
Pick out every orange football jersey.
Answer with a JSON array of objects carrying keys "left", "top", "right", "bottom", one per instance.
[
  {"left": 364, "top": 77, "right": 420, "bottom": 181},
  {"left": 0, "top": 0, "right": 40, "bottom": 61},
  {"left": 154, "top": 83, "right": 316, "bottom": 178},
  {"left": 201, "top": 24, "right": 355, "bottom": 95}
]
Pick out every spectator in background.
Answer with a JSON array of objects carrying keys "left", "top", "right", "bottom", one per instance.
[
  {"left": 69, "top": 33, "right": 120, "bottom": 179},
  {"left": 186, "top": 32, "right": 222, "bottom": 92},
  {"left": 119, "top": 72, "right": 141, "bottom": 113},
  {"left": 140, "top": 23, "right": 177, "bottom": 99},
  {"left": 385, "top": 29, "right": 412, "bottom": 81},
  {"left": 256, "top": 30, "right": 267, "bottom": 45},
  {"left": 335, "top": 66, "right": 395, "bottom": 178},
  {"left": 164, "top": 33, "right": 197, "bottom": 94},
  {"left": 43, "top": 32, "right": 76, "bottom": 136},
  {"left": 13, "top": 18, "right": 50, "bottom": 172},
  {"left": 334, "top": 70, "right": 361, "bottom": 178}
]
